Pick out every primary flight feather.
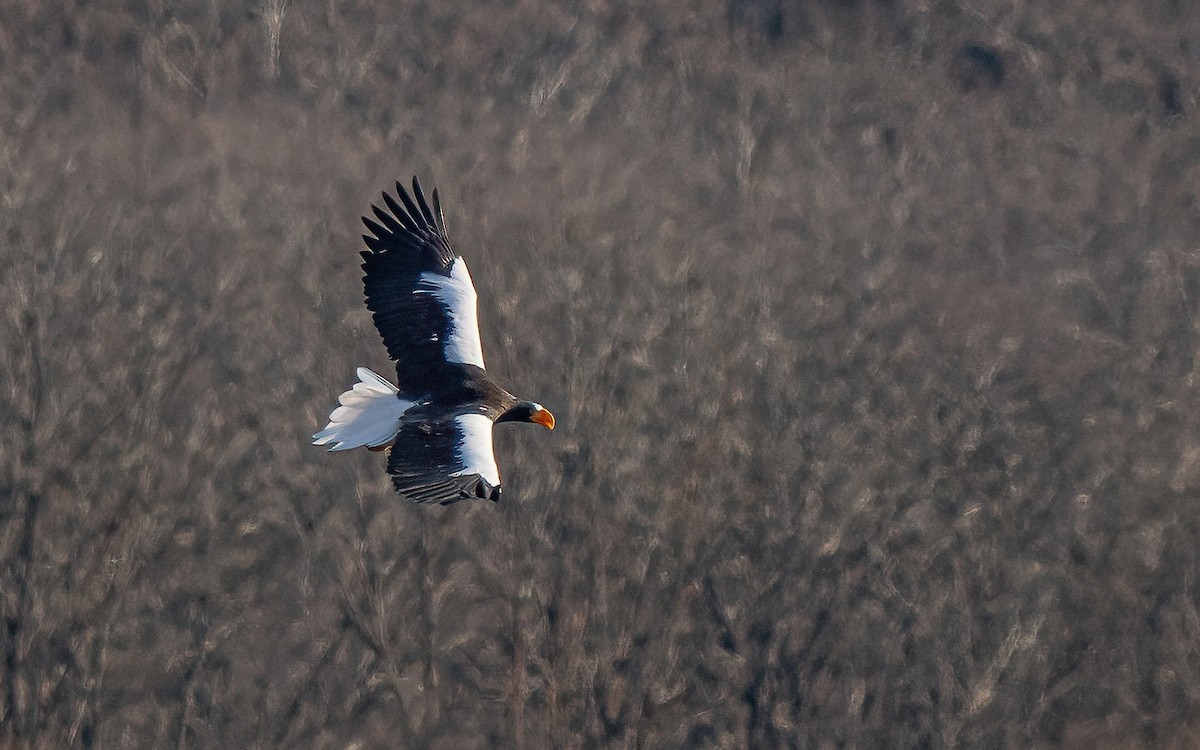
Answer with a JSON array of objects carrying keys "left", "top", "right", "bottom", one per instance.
[{"left": 314, "top": 177, "right": 554, "bottom": 505}]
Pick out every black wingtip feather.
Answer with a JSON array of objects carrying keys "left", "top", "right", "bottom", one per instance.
[
  {"left": 383, "top": 189, "right": 417, "bottom": 232},
  {"left": 361, "top": 216, "right": 388, "bottom": 239},
  {"left": 432, "top": 188, "right": 448, "bottom": 236},
  {"left": 371, "top": 204, "right": 405, "bottom": 235},
  {"left": 411, "top": 177, "right": 438, "bottom": 228},
  {"left": 394, "top": 182, "right": 429, "bottom": 234}
]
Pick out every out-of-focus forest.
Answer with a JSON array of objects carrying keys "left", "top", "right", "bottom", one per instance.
[{"left": 2, "top": 0, "right": 1200, "bottom": 747}]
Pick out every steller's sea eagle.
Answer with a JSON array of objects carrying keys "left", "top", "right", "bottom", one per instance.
[{"left": 314, "top": 177, "right": 554, "bottom": 504}]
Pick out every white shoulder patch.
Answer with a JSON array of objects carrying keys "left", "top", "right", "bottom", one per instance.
[
  {"left": 416, "top": 257, "right": 486, "bottom": 369},
  {"left": 450, "top": 413, "right": 500, "bottom": 487}
]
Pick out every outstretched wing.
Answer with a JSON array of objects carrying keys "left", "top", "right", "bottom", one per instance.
[
  {"left": 360, "top": 177, "right": 486, "bottom": 396},
  {"left": 387, "top": 413, "right": 502, "bottom": 504}
]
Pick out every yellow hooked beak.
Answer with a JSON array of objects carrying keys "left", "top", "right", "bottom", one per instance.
[{"left": 531, "top": 407, "right": 555, "bottom": 430}]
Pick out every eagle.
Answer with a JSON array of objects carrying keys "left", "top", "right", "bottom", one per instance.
[{"left": 313, "top": 177, "right": 554, "bottom": 504}]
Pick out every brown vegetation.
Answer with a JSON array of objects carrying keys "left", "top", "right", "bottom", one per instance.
[{"left": 2, "top": 1, "right": 1200, "bottom": 747}]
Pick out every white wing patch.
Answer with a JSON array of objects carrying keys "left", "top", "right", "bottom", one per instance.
[
  {"left": 450, "top": 413, "right": 500, "bottom": 487},
  {"left": 416, "top": 257, "right": 486, "bottom": 369}
]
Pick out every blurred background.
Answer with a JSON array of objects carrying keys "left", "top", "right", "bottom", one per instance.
[{"left": 3, "top": 1, "right": 1200, "bottom": 747}]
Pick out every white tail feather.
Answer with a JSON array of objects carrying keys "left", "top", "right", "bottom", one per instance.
[{"left": 313, "top": 368, "right": 413, "bottom": 451}]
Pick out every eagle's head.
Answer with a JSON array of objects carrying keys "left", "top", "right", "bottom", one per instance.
[{"left": 497, "top": 402, "right": 555, "bottom": 429}]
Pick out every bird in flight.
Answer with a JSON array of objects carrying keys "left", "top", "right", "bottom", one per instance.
[{"left": 314, "top": 177, "right": 554, "bottom": 504}]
